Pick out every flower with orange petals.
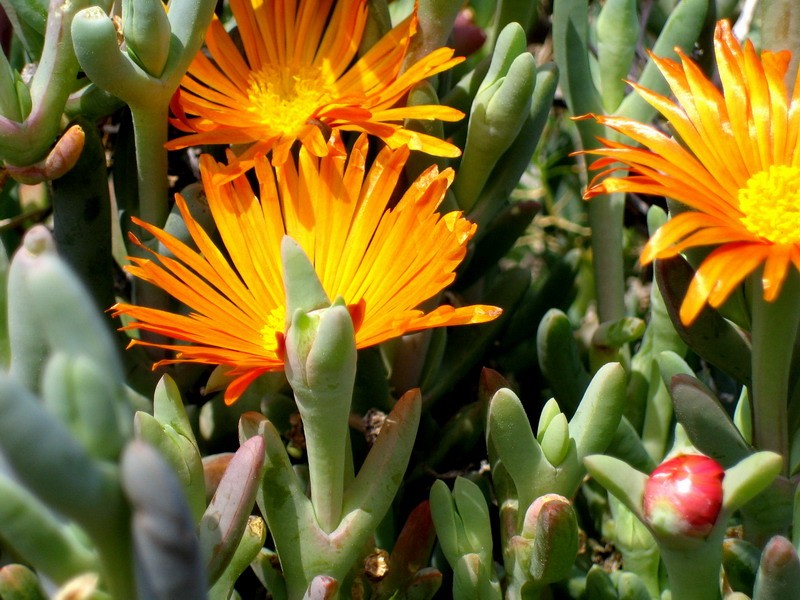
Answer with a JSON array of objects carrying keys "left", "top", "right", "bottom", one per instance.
[
  {"left": 112, "top": 135, "right": 501, "bottom": 404},
  {"left": 166, "top": 0, "right": 464, "bottom": 167},
  {"left": 582, "top": 20, "right": 800, "bottom": 324}
]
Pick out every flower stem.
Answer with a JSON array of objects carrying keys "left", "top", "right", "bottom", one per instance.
[
  {"left": 127, "top": 105, "right": 171, "bottom": 328},
  {"left": 130, "top": 104, "right": 170, "bottom": 229},
  {"left": 750, "top": 269, "right": 800, "bottom": 474},
  {"left": 587, "top": 192, "right": 627, "bottom": 323},
  {"left": 659, "top": 542, "right": 722, "bottom": 600}
]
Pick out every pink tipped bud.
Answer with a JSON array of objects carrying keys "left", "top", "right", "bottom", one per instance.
[
  {"left": 521, "top": 493, "right": 571, "bottom": 539},
  {"left": 643, "top": 454, "right": 724, "bottom": 540}
]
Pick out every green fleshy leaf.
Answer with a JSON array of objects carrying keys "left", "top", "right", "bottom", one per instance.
[
  {"left": 281, "top": 237, "right": 329, "bottom": 319},
  {"left": 540, "top": 413, "right": 570, "bottom": 467},
  {"left": 122, "top": 0, "right": 172, "bottom": 77},
  {"left": 429, "top": 480, "right": 461, "bottom": 566},
  {"left": 615, "top": 571, "right": 652, "bottom": 600},
  {"left": 486, "top": 387, "right": 543, "bottom": 511},
  {"left": 453, "top": 478, "right": 493, "bottom": 560},
  {"left": 570, "top": 362, "right": 627, "bottom": 461},
  {"left": 453, "top": 554, "right": 502, "bottom": 600},
  {"left": 134, "top": 411, "right": 206, "bottom": 522},
  {"left": 537, "top": 398, "right": 562, "bottom": 441},
  {"left": 255, "top": 419, "right": 317, "bottom": 597},
  {"left": 584, "top": 565, "right": 618, "bottom": 600},
  {"left": 121, "top": 441, "right": 205, "bottom": 600},
  {"left": 723, "top": 538, "right": 761, "bottom": 596},
  {"left": 735, "top": 387, "right": 753, "bottom": 446},
  {"left": 0, "top": 475, "right": 98, "bottom": 585},
  {"left": 723, "top": 452, "right": 783, "bottom": 513},
  {"left": 342, "top": 389, "right": 422, "bottom": 537},
  {"left": 42, "top": 352, "right": 131, "bottom": 461},
  {"left": 199, "top": 436, "right": 265, "bottom": 583},
  {"left": 536, "top": 309, "right": 591, "bottom": 415},
  {"left": 655, "top": 256, "right": 752, "bottom": 388},
  {"left": 606, "top": 417, "right": 657, "bottom": 474},
  {"left": 583, "top": 454, "right": 647, "bottom": 521},
  {"left": 250, "top": 548, "right": 288, "bottom": 600},
  {"left": 529, "top": 499, "right": 579, "bottom": 584},
  {"left": 608, "top": 496, "right": 660, "bottom": 598},
  {"left": 207, "top": 516, "right": 266, "bottom": 600},
  {"left": 596, "top": 0, "right": 638, "bottom": 112},
  {"left": 153, "top": 375, "right": 198, "bottom": 443},
  {"left": 670, "top": 374, "right": 752, "bottom": 467}
]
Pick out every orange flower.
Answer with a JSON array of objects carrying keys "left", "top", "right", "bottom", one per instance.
[
  {"left": 166, "top": 0, "right": 464, "bottom": 167},
  {"left": 582, "top": 20, "right": 800, "bottom": 324},
  {"left": 113, "top": 135, "right": 501, "bottom": 404}
]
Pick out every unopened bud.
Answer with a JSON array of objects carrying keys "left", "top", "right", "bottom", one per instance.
[{"left": 643, "top": 454, "right": 724, "bottom": 540}]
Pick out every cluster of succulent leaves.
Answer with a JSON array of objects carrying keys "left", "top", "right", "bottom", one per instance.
[{"left": 1, "top": 1, "right": 800, "bottom": 600}]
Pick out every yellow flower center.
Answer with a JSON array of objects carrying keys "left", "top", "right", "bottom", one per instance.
[
  {"left": 246, "top": 65, "right": 334, "bottom": 135},
  {"left": 738, "top": 165, "right": 800, "bottom": 244},
  {"left": 261, "top": 307, "right": 286, "bottom": 353}
]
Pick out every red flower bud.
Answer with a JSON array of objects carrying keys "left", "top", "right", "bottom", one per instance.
[{"left": 643, "top": 454, "right": 724, "bottom": 540}]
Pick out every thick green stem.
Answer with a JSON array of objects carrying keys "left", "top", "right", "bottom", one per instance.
[
  {"left": 300, "top": 403, "right": 351, "bottom": 533},
  {"left": 50, "top": 117, "right": 113, "bottom": 313},
  {"left": 659, "top": 542, "right": 722, "bottom": 600},
  {"left": 552, "top": 0, "right": 627, "bottom": 324},
  {"left": 130, "top": 104, "right": 169, "bottom": 229},
  {"left": 588, "top": 192, "right": 627, "bottom": 323},
  {"left": 128, "top": 105, "right": 171, "bottom": 328},
  {"left": 750, "top": 270, "right": 800, "bottom": 474},
  {"left": 284, "top": 304, "right": 356, "bottom": 535}
]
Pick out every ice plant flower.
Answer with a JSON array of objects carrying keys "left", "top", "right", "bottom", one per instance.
[
  {"left": 582, "top": 20, "right": 800, "bottom": 324},
  {"left": 642, "top": 454, "right": 724, "bottom": 540},
  {"left": 112, "top": 134, "right": 501, "bottom": 404},
  {"left": 166, "top": 0, "right": 465, "bottom": 168}
]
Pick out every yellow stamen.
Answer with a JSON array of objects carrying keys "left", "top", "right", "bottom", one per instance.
[
  {"left": 738, "top": 165, "right": 800, "bottom": 245},
  {"left": 261, "top": 308, "right": 286, "bottom": 352},
  {"left": 246, "top": 65, "right": 334, "bottom": 135}
]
